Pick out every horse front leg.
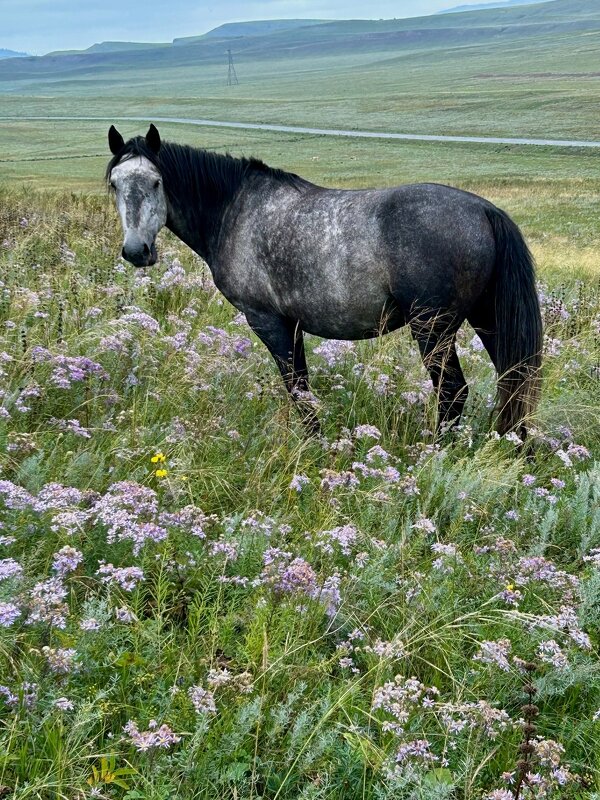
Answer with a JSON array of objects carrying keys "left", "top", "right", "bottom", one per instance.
[{"left": 244, "top": 310, "right": 320, "bottom": 434}]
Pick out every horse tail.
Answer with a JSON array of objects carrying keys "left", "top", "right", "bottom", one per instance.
[{"left": 485, "top": 206, "right": 543, "bottom": 436}]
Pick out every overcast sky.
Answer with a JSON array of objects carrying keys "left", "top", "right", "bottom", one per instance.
[{"left": 3, "top": 0, "right": 491, "bottom": 55}]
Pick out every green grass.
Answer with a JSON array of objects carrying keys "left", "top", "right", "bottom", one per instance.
[{"left": 0, "top": 185, "right": 598, "bottom": 799}]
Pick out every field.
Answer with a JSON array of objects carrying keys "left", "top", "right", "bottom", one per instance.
[{"left": 1, "top": 1, "right": 600, "bottom": 798}]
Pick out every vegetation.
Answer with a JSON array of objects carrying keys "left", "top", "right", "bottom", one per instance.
[
  {"left": 1, "top": 0, "right": 600, "bottom": 796},
  {"left": 0, "top": 166, "right": 599, "bottom": 799}
]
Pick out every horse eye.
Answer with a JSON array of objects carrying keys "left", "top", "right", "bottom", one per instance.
[
  {"left": 110, "top": 180, "right": 116, "bottom": 190},
  {"left": 153, "top": 180, "right": 161, "bottom": 189}
]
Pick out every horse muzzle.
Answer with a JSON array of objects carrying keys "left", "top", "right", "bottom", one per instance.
[{"left": 121, "top": 240, "right": 158, "bottom": 268}]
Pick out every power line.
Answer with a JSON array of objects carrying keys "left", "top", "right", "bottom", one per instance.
[{"left": 226, "top": 49, "right": 239, "bottom": 86}]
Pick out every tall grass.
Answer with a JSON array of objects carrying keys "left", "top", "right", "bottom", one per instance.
[{"left": 0, "top": 186, "right": 598, "bottom": 799}]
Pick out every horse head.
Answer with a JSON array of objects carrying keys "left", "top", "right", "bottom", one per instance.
[{"left": 107, "top": 124, "right": 167, "bottom": 267}]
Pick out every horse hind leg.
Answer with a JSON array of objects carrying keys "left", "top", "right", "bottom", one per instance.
[
  {"left": 468, "top": 304, "right": 521, "bottom": 437},
  {"left": 410, "top": 315, "right": 468, "bottom": 433}
]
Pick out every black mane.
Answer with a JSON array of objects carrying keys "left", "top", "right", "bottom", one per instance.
[{"left": 106, "top": 136, "right": 309, "bottom": 204}]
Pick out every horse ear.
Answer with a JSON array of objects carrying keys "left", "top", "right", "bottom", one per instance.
[
  {"left": 108, "top": 125, "right": 125, "bottom": 155},
  {"left": 146, "top": 123, "right": 161, "bottom": 154}
]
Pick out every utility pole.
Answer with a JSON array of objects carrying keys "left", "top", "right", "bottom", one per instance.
[{"left": 226, "top": 49, "right": 239, "bottom": 86}]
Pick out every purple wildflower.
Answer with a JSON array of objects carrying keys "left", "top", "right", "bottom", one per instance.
[
  {"left": 0, "top": 602, "right": 21, "bottom": 626},
  {"left": 473, "top": 639, "right": 512, "bottom": 672},
  {"left": 0, "top": 558, "right": 23, "bottom": 581},
  {"left": 123, "top": 720, "right": 181, "bottom": 751},
  {"left": 188, "top": 685, "right": 217, "bottom": 714},
  {"left": 96, "top": 563, "right": 144, "bottom": 591},
  {"left": 52, "top": 545, "right": 84, "bottom": 575},
  {"left": 42, "top": 646, "right": 78, "bottom": 674}
]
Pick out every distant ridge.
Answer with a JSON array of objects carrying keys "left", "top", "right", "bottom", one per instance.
[
  {"left": 47, "top": 41, "right": 167, "bottom": 56},
  {"left": 439, "top": 0, "right": 551, "bottom": 12},
  {"left": 6, "top": 0, "right": 599, "bottom": 67},
  {"left": 174, "top": 19, "right": 328, "bottom": 45},
  {"left": 0, "top": 48, "right": 29, "bottom": 59}
]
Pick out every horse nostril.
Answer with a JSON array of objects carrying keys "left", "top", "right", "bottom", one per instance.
[
  {"left": 142, "top": 243, "right": 150, "bottom": 257},
  {"left": 121, "top": 247, "right": 127, "bottom": 259}
]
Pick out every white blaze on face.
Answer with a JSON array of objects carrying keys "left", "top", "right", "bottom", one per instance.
[{"left": 109, "top": 155, "right": 167, "bottom": 267}]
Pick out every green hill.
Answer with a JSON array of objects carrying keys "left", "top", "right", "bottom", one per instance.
[{"left": 174, "top": 19, "right": 329, "bottom": 45}]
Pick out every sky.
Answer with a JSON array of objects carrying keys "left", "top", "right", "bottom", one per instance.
[{"left": 3, "top": 0, "right": 493, "bottom": 55}]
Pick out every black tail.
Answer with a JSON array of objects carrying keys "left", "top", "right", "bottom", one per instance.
[{"left": 485, "top": 206, "right": 543, "bottom": 436}]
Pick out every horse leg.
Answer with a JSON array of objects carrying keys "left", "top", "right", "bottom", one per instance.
[
  {"left": 410, "top": 317, "right": 468, "bottom": 433},
  {"left": 244, "top": 310, "right": 320, "bottom": 433},
  {"left": 468, "top": 305, "right": 516, "bottom": 436}
]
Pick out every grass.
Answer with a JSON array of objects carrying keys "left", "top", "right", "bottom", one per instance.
[{"left": 0, "top": 171, "right": 598, "bottom": 798}]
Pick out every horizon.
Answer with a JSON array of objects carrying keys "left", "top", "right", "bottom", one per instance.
[{"left": 2, "top": 0, "right": 528, "bottom": 56}]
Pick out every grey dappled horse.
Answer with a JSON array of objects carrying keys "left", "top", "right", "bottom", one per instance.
[{"left": 107, "top": 124, "right": 543, "bottom": 437}]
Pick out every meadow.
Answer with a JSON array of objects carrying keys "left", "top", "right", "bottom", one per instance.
[{"left": 1, "top": 1, "right": 600, "bottom": 797}]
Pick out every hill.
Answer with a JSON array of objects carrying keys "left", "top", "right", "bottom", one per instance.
[
  {"left": 0, "top": 48, "right": 28, "bottom": 59},
  {"left": 1, "top": 0, "right": 600, "bottom": 142},
  {"left": 440, "top": 0, "right": 551, "bottom": 12},
  {"left": 174, "top": 19, "right": 328, "bottom": 44},
  {"left": 3, "top": 0, "right": 599, "bottom": 79}
]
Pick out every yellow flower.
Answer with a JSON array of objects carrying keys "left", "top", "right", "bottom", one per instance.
[
  {"left": 151, "top": 452, "right": 166, "bottom": 464},
  {"left": 155, "top": 469, "right": 168, "bottom": 478},
  {"left": 505, "top": 583, "right": 515, "bottom": 591}
]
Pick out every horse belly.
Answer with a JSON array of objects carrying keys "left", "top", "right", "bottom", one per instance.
[{"left": 289, "top": 285, "right": 405, "bottom": 340}]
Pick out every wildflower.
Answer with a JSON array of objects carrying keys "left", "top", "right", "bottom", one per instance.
[
  {"left": 96, "top": 563, "right": 144, "bottom": 591},
  {"left": 412, "top": 516, "right": 436, "bottom": 534},
  {"left": 353, "top": 424, "right": 381, "bottom": 440},
  {"left": 80, "top": 618, "right": 101, "bottom": 632},
  {"left": 188, "top": 685, "right": 217, "bottom": 714},
  {"left": 315, "top": 524, "right": 357, "bottom": 556},
  {"left": 537, "top": 639, "right": 568, "bottom": 669},
  {"left": 155, "top": 469, "right": 168, "bottom": 478},
  {"left": 52, "top": 545, "right": 84, "bottom": 575},
  {"left": 27, "top": 577, "right": 69, "bottom": 628},
  {"left": 289, "top": 474, "right": 310, "bottom": 492},
  {"left": 0, "top": 557, "right": 23, "bottom": 581},
  {"left": 123, "top": 719, "right": 181, "bottom": 751},
  {"left": 313, "top": 339, "right": 356, "bottom": 367},
  {"left": 54, "top": 697, "right": 75, "bottom": 711},
  {"left": 504, "top": 432, "right": 523, "bottom": 445},
  {"left": 366, "top": 637, "right": 406, "bottom": 659},
  {"left": 150, "top": 452, "right": 166, "bottom": 464},
  {"left": 0, "top": 602, "right": 21, "bottom": 627},
  {"left": 473, "top": 639, "right": 512, "bottom": 672},
  {"left": 41, "top": 646, "right": 78, "bottom": 674},
  {"left": 395, "top": 739, "right": 438, "bottom": 765}
]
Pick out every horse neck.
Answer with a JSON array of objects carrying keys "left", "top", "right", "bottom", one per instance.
[{"left": 162, "top": 147, "right": 245, "bottom": 265}]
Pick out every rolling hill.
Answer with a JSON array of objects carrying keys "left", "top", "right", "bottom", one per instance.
[
  {"left": 440, "top": 0, "right": 551, "bottom": 12},
  {"left": 1, "top": 0, "right": 599, "bottom": 142},
  {"left": 1, "top": 0, "right": 598, "bottom": 85}
]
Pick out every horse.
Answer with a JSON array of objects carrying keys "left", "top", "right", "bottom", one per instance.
[{"left": 106, "top": 123, "right": 543, "bottom": 437}]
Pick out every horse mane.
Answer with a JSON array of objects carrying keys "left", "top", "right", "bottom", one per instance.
[{"left": 106, "top": 136, "right": 309, "bottom": 202}]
